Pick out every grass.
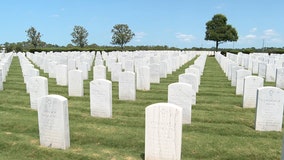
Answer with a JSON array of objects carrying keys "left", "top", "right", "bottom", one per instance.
[{"left": 0, "top": 54, "right": 282, "bottom": 160}]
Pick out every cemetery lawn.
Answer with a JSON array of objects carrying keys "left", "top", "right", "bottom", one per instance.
[{"left": 0, "top": 55, "right": 282, "bottom": 160}]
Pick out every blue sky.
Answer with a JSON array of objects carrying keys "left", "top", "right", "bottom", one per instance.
[{"left": 0, "top": 0, "right": 283, "bottom": 49}]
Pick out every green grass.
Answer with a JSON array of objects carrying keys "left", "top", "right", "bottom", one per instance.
[{"left": 0, "top": 55, "right": 282, "bottom": 160}]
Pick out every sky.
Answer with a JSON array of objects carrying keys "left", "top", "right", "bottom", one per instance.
[{"left": 0, "top": 0, "right": 283, "bottom": 49}]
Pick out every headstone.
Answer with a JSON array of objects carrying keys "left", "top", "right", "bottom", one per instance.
[
  {"left": 124, "top": 60, "right": 134, "bottom": 72},
  {"left": 136, "top": 66, "right": 150, "bottom": 91},
  {"left": 78, "top": 62, "right": 89, "bottom": 80},
  {"left": 68, "top": 70, "right": 83, "bottom": 96},
  {"left": 255, "top": 87, "right": 284, "bottom": 131},
  {"left": 276, "top": 67, "right": 284, "bottom": 89},
  {"left": 56, "top": 64, "right": 68, "bottom": 86},
  {"left": 150, "top": 63, "right": 160, "bottom": 83},
  {"left": 26, "top": 68, "right": 40, "bottom": 93},
  {"left": 93, "top": 65, "right": 106, "bottom": 80},
  {"left": 185, "top": 67, "right": 200, "bottom": 85},
  {"left": 111, "top": 63, "right": 122, "bottom": 82},
  {"left": 67, "top": 59, "right": 76, "bottom": 71},
  {"left": 29, "top": 76, "right": 48, "bottom": 110},
  {"left": 231, "top": 66, "right": 243, "bottom": 87},
  {"left": 37, "top": 95, "right": 70, "bottom": 149},
  {"left": 265, "top": 64, "right": 276, "bottom": 82},
  {"left": 48, "top": 61, "right": 57, "bottom": 78},
  {"left": 159, "top": 61, "right": 167, "bottom": 78},
  {"left": 243, "top": 76, "right": 264, "bottom": 108},
  {"left": 119, "top": 71, "right": 136, "bottom": 100},
  {"left": 145, "top": 103, "right": 182, "bottom": 160},
  {"left": 168, "top": 82, "right": 193, "bottom": 124},
  {"left": 252, "top": 60, "right": 259, "bottom": 74},
  {"left": 179, "top": 73, "right": 199, "bottom": 93},
  {"left": 178, "top": 73, "right": 197, "bottom": 105},
  {"left": 236, "top": 69, "right": 252, "bottom": 95},
  {"left": 258, "top": 62, "right": 267, "bottom": 78},
  {"left": 90, "top": 79, "right": 112, "bottom": 118}
]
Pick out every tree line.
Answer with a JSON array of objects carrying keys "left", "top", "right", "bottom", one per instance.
[{"left": 2, "top": 14, "right": 284, "bottom": 53}]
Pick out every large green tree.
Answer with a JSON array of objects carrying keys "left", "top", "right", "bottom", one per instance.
[
  {"left": 111, "top": 24, "right": 135, "bottom": 49},
  {"left": 26, "top": 27, "right": 42, "bottom": 49},
  {"left": 205, "top": 14, "right": 238, "bottom": 51},
  {"left": 71, "top": 25, "right": 88, "bottom": 48}
]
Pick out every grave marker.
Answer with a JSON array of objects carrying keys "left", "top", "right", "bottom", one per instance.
[
  {"left": 37, "top": 95, "right": 70, "bottom": 149},
  {"left": 68, "top": 70, "right": 83, "bottom": 96},
  {"left": 168, "top": 82, "right": 193, "bottom": 124},
  {"left": 145, "top": 103, "right": 182, "bottom": 160},
  {"left": 255, "top": 87, "right": 284, "bottom": 131},
  {"left": 276, "top": 67, "right": 284, "bottom": 89},
  {"left": 29, "top": 76, "right": 48, "bottom": 110},
  {"left": 236, "top": 69, "right": 252, "bottom": 95},
  {"left": 90, "top": 79, "right": 112, "bottom": 118},
  {"left": 243, "top": 76, "right": 264, "bottom": 108},
  {"left": 119, "top": 71, "right": 136, "bottom": 100}
]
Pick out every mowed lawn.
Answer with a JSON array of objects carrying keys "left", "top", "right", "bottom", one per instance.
[{"left": 0, "top": 54, "right": 282, "bottom": 160}]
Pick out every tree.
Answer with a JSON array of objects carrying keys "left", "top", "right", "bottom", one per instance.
[
  {"left": 71, "top": 25, "right": 88, "bottom": 48},
  {"left": 111, "top": 24, "right": 135, "bottom": 49},
  {"left": 205, "top": 14, "right": 238, "bottom": 51},
  {"left": 26, "top": 27, "right": 42, "bottom": 49}
]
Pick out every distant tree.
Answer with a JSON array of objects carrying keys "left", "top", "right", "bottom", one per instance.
[
  {"left": 111, "top": 24, "right": 135, "bottom": 49},
  {"left": 66, "top": 43, "right": 74, "bottom": 48},
  {"left": 26, "top": 27, "right": 42, "bottom": 49},
  {"left": 205, "top": 14, "right": 238, "bottom": 51},
  {"left": 71, "top": 25, "right": 88, "bottom": 48}
]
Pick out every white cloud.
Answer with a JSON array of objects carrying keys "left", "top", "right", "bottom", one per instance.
[
  {"left": 134, "top": 32, "right": 146, "bottom": 42},
  {"left": 176, "top": 33, "right": 195, "bottom": 42},
  {"left": 262, "top": 29, "right": 277, "bottom": 39},
  {"left": 250, "top": 27, "right": 257, "bottom": 33},
  {"left": 245, "top": 34, "right": 257, "bottom": 39}
]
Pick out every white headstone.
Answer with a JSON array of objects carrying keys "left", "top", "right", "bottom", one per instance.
[
  {"left": 179, "top": 73, "right": 199, "bottom": 93},
  {"left": 231, "top": 66, "right": 242, "bottom": 87},
  {"left": 243, "top": 76, "right": 264, "bottom": 108},
  {"left": 276, "top": 67, "right": 284, "bottom": 89},
  {"left": 119, "top": 71, "right": 136, "bottom": 100},
  {"left": 258, "top": 62, "right": 267, "bottom": 78},
  {"left": 168, "top": 82, "right": 193, "bottom": 124},
  {"left": 90, "top": 79, "right": 112, "bottom": 118},
  {"left": 236, "top": 69, "right": 252, "bottom": 95},
  {"left": 93, "top": 65, "right": 106, "bottom": 80},
  {"left": 185, "top": 67, "right": 200, "bottom": 85},
  {"left": 111, "top": 63, "right": 122, "bottom": 82},
  {"left": 150, "top": 64, "right": 160, "bottom": 83},
  {"left": 56, "top": 65, "right": 68, "bottom": 86},
  {"left": 78, "top": 62, "right": 89, "bottom": 80},
  {"left": 68, "top": 59, "right": 76, "bottom": 71},
  {"left": 252, "top": 60, "right": 259, "bottom": 74},
  {"left": 136, "top": 66, "right": 150, "bottom": 91},
  {"left": 255, "top": 87, "right": 284, "bottom": 131},
  {"left": 48, "top": 61, "right": 57, "bottom": 78},
  {"left": 124, "top": 60, "right": 134, "bottom": 72},
  {"left": 265, "top": 64, "right": 276, "bottom": 82},
  {"left": 37, "top": 95, "right": 70, "bottom": 149},
  {"left": 68, "top": 70, "right": 83, "bottom": 96},
  {"left": 159, "top": 61, "right": 167, "bottom": 78},
  {"left": 29, "top": 76, "right": 48, "bottom": 110},
  {"left": 178, "top": 73, "right": 197, "bottom": 105},
  {"left": 145, "top": 103, "right": 182, "bottom": 160},
  {"left": 25, "top": 68, "right": 40, "bottom": 92}
]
